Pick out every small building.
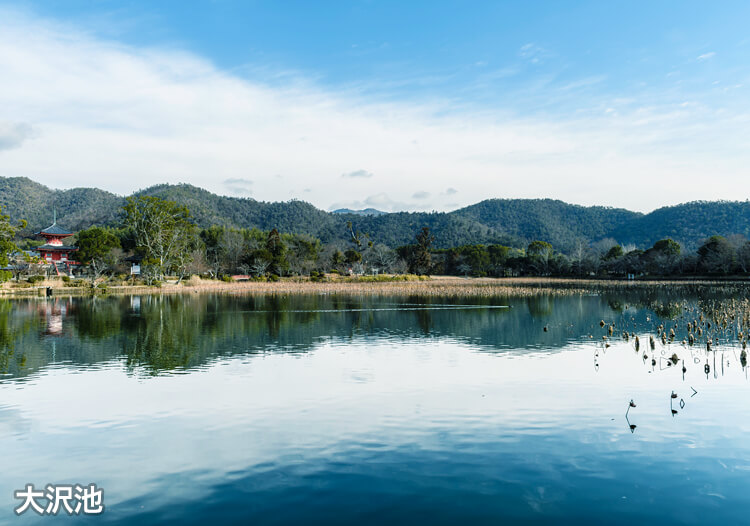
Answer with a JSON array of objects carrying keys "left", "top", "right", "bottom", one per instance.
[{"left": 35, "top": 219, "right": 79, "bottom": 276}]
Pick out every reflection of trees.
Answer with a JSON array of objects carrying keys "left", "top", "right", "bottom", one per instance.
[
  {"left": 652, "top": 302, "right": 681, "bottom": 320},
  {"left": 261, "top": 295, "right": 288, "bottom": 340},
  {"left": 74, "top": 297, "right": 124, "bottom": 340},
  {"left": 415, "top": 308, "right": 433, "bottom": 335},
  {"left": 527, "top": 296, "right": 553, "bottom": 318},
  {"left": 0, "top": 300, "right": 34, "bottom": 374},
  {"left": 121, "top": 295, "right": 204, "bottom": 373},
  {"left": 2, "top": 285, "right": 750, "bottom": 379}
]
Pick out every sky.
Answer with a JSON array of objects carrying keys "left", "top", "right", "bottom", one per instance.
[{"left": 0, "top": 1, "right": 748, "bottom": 213}]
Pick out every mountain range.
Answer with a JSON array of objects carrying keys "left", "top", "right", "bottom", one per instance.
[
  {"left": 1, "top": 176, "right": 748, "bottom": 252},
  {"left": 331, "top": 208, "right": 387, "bottom": 216}
]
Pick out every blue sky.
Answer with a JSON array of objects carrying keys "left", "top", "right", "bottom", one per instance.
[{"left": 0, "top": 1, "right": 748, "bottom": 212}]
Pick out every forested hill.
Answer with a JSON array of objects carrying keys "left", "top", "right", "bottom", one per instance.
[
  {"left": 452, "top": 199, "right": 640, "bottom": 251},
  {"left": 1, "top": 176, "right": 749, "bottom": 251},
  {"left": 609, "top": 201, "right": 750, "bottom": 250},
  {"left": 0, "top": 177, "right": 123, "bottom": 235}
]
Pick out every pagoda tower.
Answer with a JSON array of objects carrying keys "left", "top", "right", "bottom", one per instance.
[{"left": 35, "top": 213, "right": 79, "bottom": 274}]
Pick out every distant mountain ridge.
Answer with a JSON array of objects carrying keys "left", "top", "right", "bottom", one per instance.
[
  {"left": 331, "top": 208, "right": 386, "bottom": 216},
  {"left": 1, "top": 176, "right": 748, "bottom": 252}
]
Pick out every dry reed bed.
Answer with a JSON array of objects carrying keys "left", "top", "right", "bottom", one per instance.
[
  {"left": 3, "top": 276, "right": 750, "bottom": 299},
  {"left": 152, "top": 278, "right": 592, "bottom": 297}
]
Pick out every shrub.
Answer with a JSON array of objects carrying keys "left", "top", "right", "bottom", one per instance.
[
  {"left": 185, "top": 275, "right": 202, "bottom": 287},
  {"left": 0, "top": 270, "right": 12, "bottom": 283},
  {"left": 27, "top": 275, "right": 45, "bottom": 284},
  {"left": 61, "top": 275, "right": 71, "bottom": 283},
  {"left": 221, "top": 275, "right": 233, "bottom": 282},
  {"left": 268, "top": 274, "right": 280, "bottom": 282}
]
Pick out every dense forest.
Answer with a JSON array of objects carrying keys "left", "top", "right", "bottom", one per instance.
[
  {"left": 2, "top": 176, "right": 750, "bottom": 253},
  {"left": 2, "top": 185, "right": 750, "bottom": 282}
]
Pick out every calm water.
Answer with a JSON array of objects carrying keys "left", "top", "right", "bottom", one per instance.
[{"left": 1, "top": 291, "right": 750, "bottom": 525}]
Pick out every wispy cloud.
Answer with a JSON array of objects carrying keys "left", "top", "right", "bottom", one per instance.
[
  {"left": 519, "top": 43, "right": 551, "bottom": 64},
  {"left": 697, "top": 52, "right": 716, "bottom": 61},
  {"left": 0, "top": 9, "right": 748, "bottom": 213},
  {"left": 341, "top": 169, "right": 373, "bottom": 179},
  {"left": 0, "top": 121, "right": 33, "bottom": 151},
  {"left": 223, "top": 177, "right": 253, "bottom": 195},
  {"left": 412, "top": 191, "right": 430, "bottom": 199}
]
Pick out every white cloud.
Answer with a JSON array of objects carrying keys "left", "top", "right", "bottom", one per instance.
[
  {"left": 412, "top": 191, "right": 430, "bottom": 199},
  {"left": 0, "top": 121, "right": 34, "bottom": 151},
  {"left": 341, "top": 169, "right": 373, "bottom": 179},
  {"left": 519, "top": 43, "right": 551, "bottom": 64},
  {"left": 697, "top": 52, "right": 716, "bottom": 61},
  {"left": 223, "top": 177, "right": 253, "bottom": 195},
  {"left": 0, "top": 10, "right": 748, "bottom": 213}
]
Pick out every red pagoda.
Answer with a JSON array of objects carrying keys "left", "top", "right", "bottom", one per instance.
[{"left": 35, "top": 214, "right": 79, "bottom": 275}]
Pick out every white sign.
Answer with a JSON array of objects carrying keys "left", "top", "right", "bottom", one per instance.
[{"left": 130, "top": 264, "right": 141, "bottom": 275}]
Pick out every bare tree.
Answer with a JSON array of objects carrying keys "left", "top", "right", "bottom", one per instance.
[
  {"left": 571, "top": 240, "right": 588, "bottom": 276},
  {"left": 738, "top": 242, "right": 750, "bottom": 273},
  {"left": 392, "top": 258, "right": 409, "bottom": 275},
  {"left": 122, "top": 196, "right": 196, "bottom": 280},
  {"left": 591, "top": 237, "right": 618, "bottom": 257},
  {"left": 186, "top": 248, "right": 209, "bottom": 277},
  {"left": 220, "top": 230, "right": 246, "bottom": 274},
  {"left": 371, "top": 244, "right": 397, "bottom": 273}
]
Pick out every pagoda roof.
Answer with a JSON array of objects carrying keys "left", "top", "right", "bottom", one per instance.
[
  {"left": 38, "top": 244, "right": 78, "bottom": 251},
  {"left": 36, "top": 223, "right": 73, "bottom": 236}
]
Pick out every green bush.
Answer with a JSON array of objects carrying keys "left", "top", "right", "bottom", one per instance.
[
  {"left": 221, "top": 274, "right": 233, "bottom": 282},
  {"left": 268, "top": 274, "right": 280, "bottom": 282},
  {"left": 0, "top": 270, "right": 12, "bottom": 283},
  {"left": 27, "top": 275, "right": 45, "bottom": 284},
  {"left": 61, "top": 275, "right": 71, "bottom": 283}
]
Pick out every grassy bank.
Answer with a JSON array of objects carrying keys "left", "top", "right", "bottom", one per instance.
[{"left": 3, "top": 275, "right": 750, "bottom": 299}]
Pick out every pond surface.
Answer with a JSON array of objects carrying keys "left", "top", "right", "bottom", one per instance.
[{"left": 1, "top": 291, "right": 750, "bottom": 524}]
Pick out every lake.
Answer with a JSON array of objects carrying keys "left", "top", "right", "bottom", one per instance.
[{"left": 1, "top": 289, "right": 750, "bottom": 524}]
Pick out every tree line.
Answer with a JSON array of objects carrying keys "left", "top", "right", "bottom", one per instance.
[
  {"left": 423, "top": 236, "right": 750, "bottom": 278},
  {"left": 2, "top": 196, "right": 750, "bottom": 284}
]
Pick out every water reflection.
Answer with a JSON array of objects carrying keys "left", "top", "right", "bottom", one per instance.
[
  {"left": 0, "top": 289, "right": 749, "bottom": 379},
  {"left": 1, "top": 289, "right": 750, "bottom": 524}
]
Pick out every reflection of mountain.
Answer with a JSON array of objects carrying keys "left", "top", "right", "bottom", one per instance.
[{"left": 0, "top": 288, "right": 746, "bottom": 379}]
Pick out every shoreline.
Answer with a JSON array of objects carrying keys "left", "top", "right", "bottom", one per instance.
[{"left": 2, "top": 275, "right": 750, "bottom": 299}]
